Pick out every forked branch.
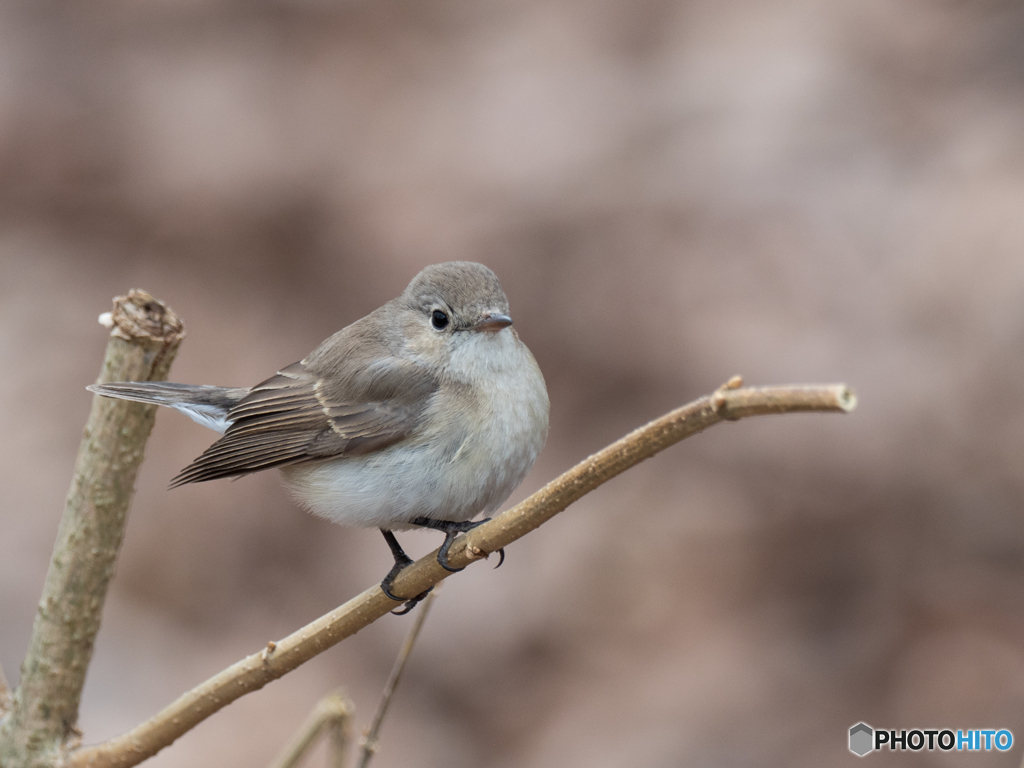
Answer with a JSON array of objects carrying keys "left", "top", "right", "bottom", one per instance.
[{"left": 68, "top": 378, "right": 855, "bottom": 768}]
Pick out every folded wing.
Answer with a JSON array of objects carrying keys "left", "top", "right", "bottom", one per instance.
[{"left": 171, "top": 355, "right": 438, "bottom": 486}]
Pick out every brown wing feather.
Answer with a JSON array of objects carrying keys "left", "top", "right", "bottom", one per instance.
[{"left": 170, "top": 321, "right": 439, "bottom": 485}]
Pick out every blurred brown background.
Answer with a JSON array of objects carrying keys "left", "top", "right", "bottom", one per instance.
[{"left": 3, "top": 0, "right": 1024, "bottom": 766}]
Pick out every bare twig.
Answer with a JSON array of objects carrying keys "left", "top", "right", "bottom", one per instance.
[
  {"left": 267, "top": 691, "right": 354, "bottom": 768},
  {"left": 357, "top": 586, "right": 439, "bottom": 768},
  {"left": 68, "top": 380, "right": 855, "bottom": 768},
  {"left": 0, "top": 292, "right": 184, "bottom": 768}
]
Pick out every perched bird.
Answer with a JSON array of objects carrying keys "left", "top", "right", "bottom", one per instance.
[{"left": 89, "top": 262, "right": 549, "bottom": 612}]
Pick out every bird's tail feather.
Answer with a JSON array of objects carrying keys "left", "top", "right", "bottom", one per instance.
[{"left": 87, "top": 382, "right": 246, "bottom": 433}]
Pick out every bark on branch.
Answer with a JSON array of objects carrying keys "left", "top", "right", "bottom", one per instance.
[
  {"left": 0, "top": 292, "right": 184, "bottom": 768},
  {"left": 68, "top": 378, "right": 854, "bottom": 768}
]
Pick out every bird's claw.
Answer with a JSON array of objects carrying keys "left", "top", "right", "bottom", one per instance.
[
  {"left": 414, "top": 516, "right": 497, "bottom": 572},
  {"left": 387, "top": 587, "right": 432, "bottom": 615},
  {"left": 437, "top": 533, "right": 464, "bottom": 572},
  {"left": 381, "top": 566, "right": 433, "bottom": 614},
  {"left": 379, "top": 536, "right": 432, "bottom": 614}
]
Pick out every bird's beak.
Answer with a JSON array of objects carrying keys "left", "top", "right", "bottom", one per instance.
[{"left": 472, "top": 312, "right": 513, "bottom": 333}]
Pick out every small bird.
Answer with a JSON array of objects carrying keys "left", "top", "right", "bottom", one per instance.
[{"left": 89, "top": 262, "right": 549, "bottom": 612}]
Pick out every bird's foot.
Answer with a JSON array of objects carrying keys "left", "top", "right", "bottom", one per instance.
[
  {"left": 379, "top": 529, "right": 432, "bottom": 615},
  {"left": 410, "top": 517, "right": 506, "bottom": 572}
]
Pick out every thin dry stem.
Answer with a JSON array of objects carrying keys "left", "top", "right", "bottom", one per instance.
[
  {"left": 68, "top": 380, "right": 855, "bottom": 768},
  {"left": 267, "top": 691, "right": 353, "bottom": 768},
  {"left": 327, "top": 709, "right": 351, "bottom": 768},
  {"left": 0, "top": 292, "right": 183, "bottom": 768},
  {"left": 357, "top": 587, "right": 439, "bottom": 768}
]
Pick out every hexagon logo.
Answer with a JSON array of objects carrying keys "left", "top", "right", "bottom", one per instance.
[{"left": 849, "top": 723, "right": 874, "bottom": 757}]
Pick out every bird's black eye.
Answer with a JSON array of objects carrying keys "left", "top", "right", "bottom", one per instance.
[{"left": 431, "top": 309, "right": 450, "bottom": 330}]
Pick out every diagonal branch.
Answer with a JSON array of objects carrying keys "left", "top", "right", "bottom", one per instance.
[
  {"left": 68, "top": 379, "right": 855, "bottom": 768},
  {"left": 0, "top": 291, "right": 184, "bottom": 768}
]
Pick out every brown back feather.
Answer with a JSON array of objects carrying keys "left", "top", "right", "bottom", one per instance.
[{"left": 170, "top": 314, "right": 439, "bottom": 486}]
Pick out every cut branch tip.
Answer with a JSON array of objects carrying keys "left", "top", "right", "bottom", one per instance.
[
  {"left": 107, "top": 290, "right": 185, "bottom": 345},
  {"left": 837, "top": 386, "right": 857, "bottom": 412}
]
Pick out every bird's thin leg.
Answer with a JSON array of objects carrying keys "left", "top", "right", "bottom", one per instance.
[
  {"left": 379, "top": 529, "right": 432, "bottom": 615},
  {"left": 409, "top": 517, "right": 506, "bottom": 572}
]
